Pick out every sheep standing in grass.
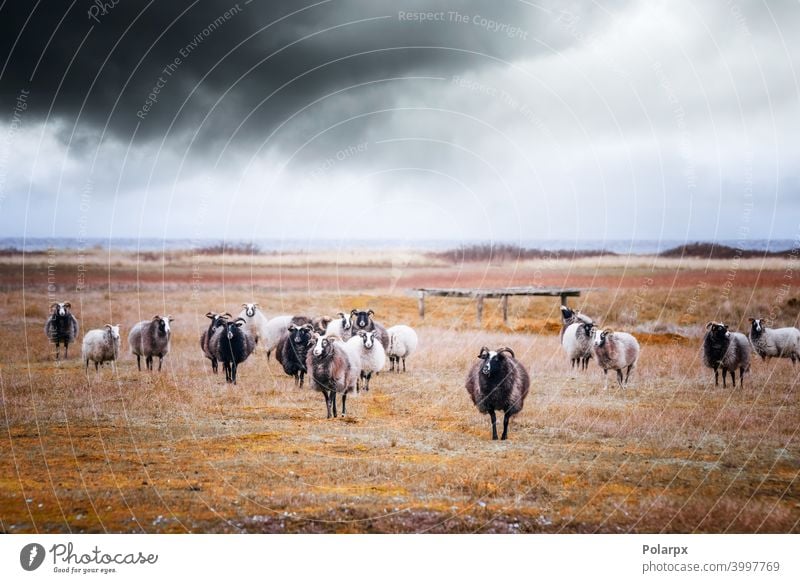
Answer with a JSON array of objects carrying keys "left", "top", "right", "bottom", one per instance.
[
  {"left": 347, "top": 330, "right": 385, "bottom": 391},
  {"left": 128, "top": 315, "right": 173, "bottom": 371},
  {"left": 350, "top": 309, "right": 389, "bottom": 350},
  {"left": 465, "top": 347, "right": 530, "bottom": 440},
  {"left": 200, "top": 312, "right": 230, "bottom": 373},
  {"left": 238, "top": 303, "right": 267, "bottom": 345},
  {"left": 45, "top": 302, "right": 79, "bottom": 359},
  {"left": 559, "top": 305, "right": 592, "bottom": 341},
  {"left": 82, "top": 324, "right": 121, "bottom": 372},
  {"left": 748, "top": 318, "right": 800, "bottom": 364},
  {"left": 562, "top": 321, "right": 596, "bottom": 371},
  {"left": 386, "top": 324, "right": 418, "bottom": 372},
  {"left": 325, "top": 312, "right": 353, "bottom": 340},
  {"left": 262, "top": 314, "right": 294, "bottom": 361},
  {"left": 276, "top": 322, "right": 315, "bottom": 386},
  {"left": 702, "top": 322, "right": 751, "bottom": 387},
  {"left": 592, "top": 329, "right": 640, "bottom": 387},
  {"left": 210, "top": 317, "right": 256, "bottom": 384},
  {"left": 307, "top": 334, "right": 359, "bottom": 418}
]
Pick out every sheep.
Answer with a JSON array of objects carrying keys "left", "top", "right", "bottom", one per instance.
[
  {"left": 200, "top": 312, "right": 231, "bottom": 373},
  {"left": 559, "top": 305, "right": 592, "bottom": 341},
  {"left": 386, "top": 324, "right": 418, "bottom": 372},
  {"left": 748, "top": 318, "right": 800, "bottom": 364},
  {"left": 306, "top": 333, "right": 359, "bottom": 418},
  {"left": 346, "top": 330, "right": 386, "bottom": 391},
  {"left": 81, "top": 324, "right": 121, "bottom": 372},
  {"left": 275, "top": 321, "right": 315, "bottom": 386},
  {"left": 465, "top": 347, "right": 530, "bottom": 440},
  {"left": 325, "top": 312, "right": 353, "bottom": 341},
  {"left": 592, "top": 328, "right": 640, "bottom": 387},
  {"left": 210, "top": 317, "right": 256, "bottom": 384},
  {"left": 702, "top": 322, "right": 751, "bottom": 387},
  {"left": 238, "top": 303, "right": 268, "bottom": 345},
  {"left": 562, "top": 321, "right": 596, "bottom": 371},
  {"left": 261, "top": 315, "right": 294, "bottom": 361},
  {"left": 312, "top": 315, "right": 333, "bottom": 335},
  {"left": 44, "top": 302, "right": 80, "bottom": 359},
  {"left": 128, "top": 315, "right": 173, "bottom": 371},
  {"left": 350, "top": 308, "right": 389, "bottom": 349}
]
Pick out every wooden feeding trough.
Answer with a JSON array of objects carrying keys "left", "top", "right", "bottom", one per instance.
[{"left": 414, "top": 287, "right": 583, "bottom": 325}]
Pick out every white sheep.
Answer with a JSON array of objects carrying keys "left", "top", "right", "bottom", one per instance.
[
  {"left": 263, "top": 315, "right": 294, "bottom": 360},
  {"left": 325, "top": 312, "right": 353, "bottom": 340},
  {"left": 386, "top": 324, "right": 418, "bottom": 372},
  {"left": 748, "top": 318, "right": 800, "bottom": 364},
  {"left": 592, "top": 328, "right": 640, "bottom": 387},
  {"left": 238, "top": 303, "right": 293, "bottom": 361},
  {"left": 561, "top": 321, "right": 595, "bottom": 370},
  {"left": 82, "top": 324, "right": 121, "bottom": 372},
  {"left": 346, "top": 330, "right": 386, "bottom": 391}
]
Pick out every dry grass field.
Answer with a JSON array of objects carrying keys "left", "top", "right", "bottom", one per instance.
[{"left": 0, "top": 248, "right": 798, "bottom": 533}]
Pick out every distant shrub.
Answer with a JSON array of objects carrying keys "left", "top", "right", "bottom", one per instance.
[
  {"left": 430, "top": 244, "right": 615, "bottom": 264},
  {"left": 194, "top": 242, "right": 260, "bottom": 255}
]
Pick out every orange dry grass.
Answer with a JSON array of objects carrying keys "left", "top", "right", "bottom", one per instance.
[{"left": 0, "top": 253, "right": 798, "bottom": 533}]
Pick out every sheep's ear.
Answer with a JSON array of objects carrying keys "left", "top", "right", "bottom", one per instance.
[
  {"left": 168, "top": 316, "right": 174, "bottom": 322},
  {"left": 747, "top": 317, "right": 755, "bottom": 323},
  {"left": 205, "top": 312, "right": 215, "bottom": 319},
  {"left": 50, "top": 302, "right": 58, "bottom": 310},
  {"left": 367, "top": 309, "right": 374, "bottom": 317},
  {"left": 350, "top": 309, "right": 358, "bottom": 316},
  {"left": 63, "top": 302, "right": 71, "bottom": 309},
  {"left": 478, "top": 346, "right": 490, "bottom": 359},
  {"left": 706, "top": 321, "right": 713, "bottom": 329},
  {"left": 288, "top": 324, "right": 297, "bottom": 331},
  {"left": 241, "top": 303, "right": 248, "bottom": 308},
  {"left": 253, "top": 303, "right": 260, "bottom": 308},
  {"left": 152, "top": 315, "right": 161, "bottom": 321},
  {"left": 337, "top": 312, "right": 345, "bottom": 318},
  {"left": 603, "top": 328, "right": 613, "bottom": 335},
  {"left": 358, "top": 330, "right": 366, "bottom": 338}
]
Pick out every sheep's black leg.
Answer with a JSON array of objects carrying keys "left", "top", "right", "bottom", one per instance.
[
  {"left": 146, "top": 356, "right": 152, "bottom": 371},
  {"left": 64, "top": 342, "right": 69, "bottom": 359},
  {"left": 331, "top": 392, "right": 338, "bottom": 418},
  {"left": 713, "top": 366, "right": 719, "bottom": 386},
  {"left": 402, "top": 357, "right": 406, "bottom": 372},
  {"left": 232, "top": 362, "right": 237, "bottom": 385},
  {"left": 501, "top": 411, "right": 511, "bottom": 440},
  {"left": 95, "top": 361, "right": 99, "bottom": 372},
  {"left": 730, "top": 368, "right": 736, "bottom": 388},
  {"left": 616, "top": 369, "right": 624, "bottom": 387},
  {"left": 722, "top": 369, "right": 728, "bottom": 388},
  {"left": 740, "top": 367, "right": 746, "bottom": 387},
  {"left": 136, "top": 355, "right": 141, "bottom": 371},
  {"left": 158, "top": 356, "right": 163, "bottom": 372},
  {"left": 341, "top": 393, "right": 347, "bottom": 416},
  {"left": 488, "top": 410, "right": 498, "bottom": 440},
  {"left": 625, "top": 365, "right": 633, "bottom": 384},
  {"left": 266, "top": 350, "right": 271, "bottom": 362},
  {"left": 323, "top": 391, "right": 332, "bottom": 418},
  {"left": 299, "top": 371, "right": 305, "bottom": 388}
]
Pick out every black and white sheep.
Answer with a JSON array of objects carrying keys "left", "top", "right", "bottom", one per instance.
[
  {"left": 325, "top": 312, "right": 353, "bottom": 341},
  {"left": 81, "top": 324, "right": 121, "bottom": 372},
  {"left": 562, "top": 321, "right": 596, "bottom": 370},
  {"left": 275, "top": 321, "right": 315, "bottom": 386},
  {"left": 592, "top": 329, "right": 640, "bottom": 387},
  {"left": 210, "top": 317, "right": 256, "bottom": 384},
  {"left": 702, "top": 322, "right": 751, "bottom": 387},
  {"left": 559, "top": 305, "right": 592, "bottom": 341},
  {"left": 465, "top": 346, "right": 530, "bottom": 440},
  {"left": 346, "top": 330, "right": 385, "bottom": 391},
  {"left": 386, "top": 324, "right": 418, "bottom": 372},
  {"left": 306, "top": 334, "right": 360, "bottom": 418},
  {"left": 44, "top": 302, "right": 80, "bottom": 359},
  {"left": 200, "top": 312, "right": 231, "bottom": 373},
  {"left": 128, "top": 315, "right": 173, "bottom": 371},
  {"left": 748, "top": 318, "right": 800, "bottom": 364},
  {"left": 238, "top": 303, "right": 267, "bottom": 345},
  {"left": 350, "top": 309, "right": 389, "bottom": 350}
]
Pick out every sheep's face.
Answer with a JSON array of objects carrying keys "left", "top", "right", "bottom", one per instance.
[
  {"left": 749, "top": 318, "right": 764, "bottom": 335},
  {"left": 581, "top": 322, "right": 595, "bottom": 337},
  {"left": 560, "top": 305, "right": 574, "bottom": 322},
  {"left": 338, "top": 313, "right": 351, "bottom": 331},
  {"left": 225, "top": 319, "right": 245, "bottom": 340},
  {"left": 706, "top": 322, "right": 729, "bottom": 342},
  {"left": 52, "top": 302, "right": 70, "bottom": 317},
  {"left": 351, "top": 309, "right": 374, "bottom": 330},
  {"left": 153, "top": 315, "right": 173, "bottom": 335},
  {"left": 594, "top": 329, "right": 613, "bottom": 347},
  {"left": 242, "top": 303, "right": 258, "bottom": 318},
  {"left": 477, "top": 347, "right": 500, "bottom": 376},
  {"left": 105, "top": 324, "right": 120, "bottom": 342},
  {"left": 289, "top": 324, "right": 314, "bottom": 346},
  {"left": 358, "top": 330, "right": 376, "bottom": 349},
  {"left": 312, "top": 334, "right": 334, "bottom": 357}
]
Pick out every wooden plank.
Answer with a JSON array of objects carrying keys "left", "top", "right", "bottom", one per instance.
[
  {"left": 418, "top": 290, "right": 425, "bottom": 319},
  {"left": 476, "top": 296, "right": 484, "bottom": 325},
  {"left": 502, "top": 295, "right": 509, "bottom": 325}
]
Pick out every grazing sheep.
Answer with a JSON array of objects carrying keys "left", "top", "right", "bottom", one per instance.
[
  {"left": 748, "top": 318, "right": 800, "bottom": 364},
  {"left": 386, "top": 324, "right": 418, "bottom": 372},
  {"left": 465, "top": 346, "right": 530, "bottom": 440},
  {"left": 44, "top": 302, "right": 80, "bottom": 359},
  {"left": 350, "top": 309, "right": 389, "bottom": 349},
  {"left": 210, "top": 317, "right": 256, "bottom": 384},
  {"left": 592, "top": 329, "right": 640, "bottom": 387},
  {"left": 81, "top": 324, "right": 121, "bottom": 372},
  {"left": 306, "top": 334, "right": 359, "bottom": 418},
  {"left": 200, "top": 312, "right": 231, "bottom": 373},
  {"left": 559, "top": 305, "right": 592, "bottom": 341},
  {"left": 562, "top": 321, "right": 595, "bottom": 371},
  {"left": 128, "top": 315, "right": 173, "bottom": 371},
  {"left": 702, "top": 322, "right": 751, "bottom": 387},
  {"left": 325, "top": 312, "right": 353, "bottom": 340},
  {"left": 346, "top": 330, "right": 386, "bottom": 391},
  {"left": 275, "top": 322, "right": 315, "bottom": 386}
]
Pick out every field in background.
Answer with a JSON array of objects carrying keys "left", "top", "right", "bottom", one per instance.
[{"left": 0, "top": 249, "right": 798, "bottom": 533}]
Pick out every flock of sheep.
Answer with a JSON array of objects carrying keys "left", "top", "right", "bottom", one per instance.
[{"left": 42, "top": 300, "right": 800, "bottom": 440}]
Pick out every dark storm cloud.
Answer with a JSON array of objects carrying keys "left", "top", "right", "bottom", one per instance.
[{"left": 0, "top": 0, "right": 612, "bottom": 149}]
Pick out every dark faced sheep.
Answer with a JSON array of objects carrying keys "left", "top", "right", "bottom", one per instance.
[
  {"left": 559, "top": 305, "right": 592, "bottom": 341},
  {"left": 350, "top": 309, "right": 389, "bottom": 350},
  {"left": 306, "top": 334, "right": 359, "bottom": 418},
  {"left": 45, "top": 302, "right": 80, "bottom": 359},
  {"left": 703, "top": 322, "right": 751, "bottom": 387},
  {"left": 275, "top": 322, "right": 315, "bottom": 387},
  {"left": 465, "top": 347, "right": 530, "bottom": 440},
  {"left": 200, "top": 312, "right": 231, "bottom": 373},
  {"left": 210, "top": 317, "right": 256, "bottom": 384},
  {"left": 128, "top": 315, "right": 173, "bottom": 371}
]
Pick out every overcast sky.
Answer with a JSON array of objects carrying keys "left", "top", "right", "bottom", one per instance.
[{"left": 0, "top": 0, "right": 798, "bottom": 244}]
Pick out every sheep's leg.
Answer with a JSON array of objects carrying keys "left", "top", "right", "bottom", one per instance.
[
  {"left": 602, "top": 369, "right": 608, "bottom": 390},
  {"left": 331, "top": 392, "right": 338, "bottom": 418},
  {"left": 488, "top": 410, "right": 498, "bottom": 440},
  {"left": 136, "top": 355, "right": 141, "bottom": 371},
  {"left": 95, "top": 361, "right": 99, "bottom": 372},
  {"left": 266, "top": 349, "right": 271, "bottom": 362},
  {"left": 158, "top": 356, "right": 163, "bottom": 372},
  {"left": 625, "top": 365, "right": 633, "bottom": 384},
  {"left": 713, "top": 366, "right": 719, "bottom": 386},
  {"left": 64, "top": 342, "right": 69, "bottom": 359},
  {"left": 501, "top": 411, "right": 511, "bottom": 440},
  {"left": 740, "top": 367, "right": 746, "bottom": 387},
  {"left": 341, "top": 393, "right": 347, "bottom": 416},
  {"left": 299, "top": 371, "right": 305, "bottom": 388},
  {"left": 402, "top": 357, "right": 406, "bottom": 372},
  {"left": 722, "top": 369, "right": 728, "bottom": 388},
  {"left": 232, "top": 362, "right": 237, "bottom": 385},
  {"left": 146, "top": 356, "right": 153, "bottom": 371},
  {"left": 616, "top": 369, "right": 624, "bottom": 387},
  {"left": 323, "top": 391, "right": 332, "bottom": 418}
]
